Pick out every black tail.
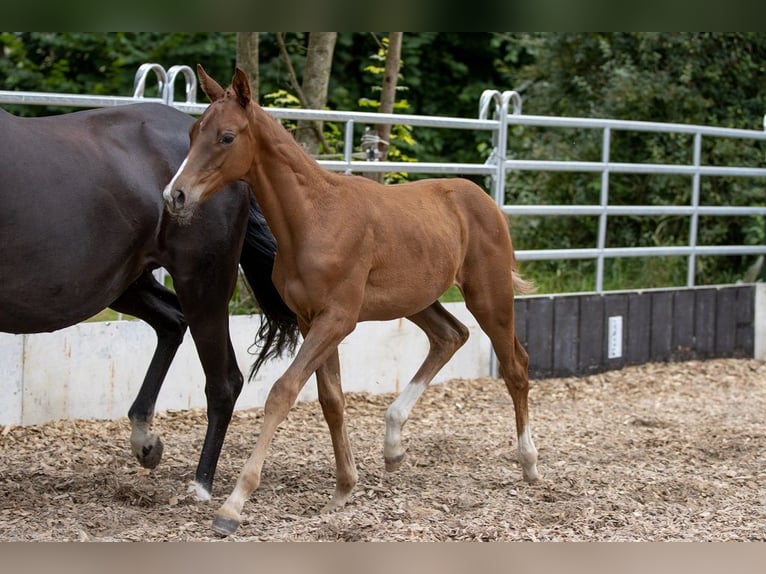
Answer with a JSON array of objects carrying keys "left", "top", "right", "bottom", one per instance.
[{"left": 239, "top": 196, "right": 300, "bottom": 380}]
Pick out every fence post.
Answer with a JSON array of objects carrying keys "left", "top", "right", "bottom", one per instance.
[
  {"left": 688, "top": 132, "right": 703, "bottom": 287},
  {"left": 596, "top": 127, "right": 611, "bottom": 293},
  {"left": 479, "top": 90, "right": 516, "bottom": 377},
  {"left": 479, "top": 90, "right": 509, "bottom": 206}
]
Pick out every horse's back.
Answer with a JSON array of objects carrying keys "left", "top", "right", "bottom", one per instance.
[
  {"left": 357, "top": 176, "right": 508, "bottom": 250},
  {"left": 322, "top": 176, "right": 507, "bottom": 321},
  {"left": 1, "top": 103, "right": 192, "bottom": 198},
  {"left": 0, "top": 104, "right": 196, "bottom": 333}
]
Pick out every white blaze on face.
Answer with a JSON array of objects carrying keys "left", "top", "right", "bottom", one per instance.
[{"left": 163, "top": 157, "right": 188, "bottom": 202}]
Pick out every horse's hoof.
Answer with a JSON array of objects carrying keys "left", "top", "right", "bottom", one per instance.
[
  {"left": 523, "top": 467, "right": 541, "bottom": 484},
  {"left": 136, "top": 437, "right": 164, "bottom": 469},
  {"left": 384, "top": 454, "right": 404, "bottom": 472},
  {"left": 212, "top": 515, "right": 241, "bottom": 537},
  {"left": 320, "top": 490, "right": 353, "bottom": 514}
]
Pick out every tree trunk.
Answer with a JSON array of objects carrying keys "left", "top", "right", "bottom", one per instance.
[
  {"left": 377, "top": 32, "right": 403, "bottom": 161},
  {"left": 236, "top": 32, "right": 259, "bottom": 101},
  {"left": 367, "top": 32, "right": 403, "bottom": 182},
  {"left": 293, "top": 32, "right": 337, "bottom": 155}
]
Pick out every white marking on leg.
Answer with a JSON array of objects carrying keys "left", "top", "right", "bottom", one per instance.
[
  {"left": 163, "top": 157, "right": 188, "bottom": 201},
  {"left": 384, "top": 381, "right": 427, "bottom": 463},
  {"left": 187, "top": 481, "right": 212, "bottom": 502},
  {"left": 517, "top": 425, "right": 539, "bottom": 482},
  {"left": 130, "top": 419, "right": 154, "bottom": 456}
]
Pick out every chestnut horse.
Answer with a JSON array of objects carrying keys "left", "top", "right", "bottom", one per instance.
[
  {"left": 1, "top": 102, "right": 298, "bottom": 502},
  {"left": 164, "top": 66, "right": 539, "bottom": 536}
]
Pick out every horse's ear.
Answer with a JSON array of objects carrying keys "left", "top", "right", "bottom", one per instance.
[
  {"left": 197, "top": 64, "right": 225, "bottom": 102},
  {"left": 232, "top": 67, "right": 252, "bottom": 109}
]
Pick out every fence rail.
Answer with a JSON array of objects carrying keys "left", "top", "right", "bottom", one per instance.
[{"left": 2, "top": 62, "right": 765, "bottom": 294}]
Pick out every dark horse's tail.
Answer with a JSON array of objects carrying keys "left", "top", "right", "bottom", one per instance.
[{"left": 239, "top": 196, "right": 300, "bottom": 380}]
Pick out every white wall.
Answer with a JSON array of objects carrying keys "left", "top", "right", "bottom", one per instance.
[
  {"left": 756, "top": 283, "right": 766, "bottom": 362},
  {"left": 0, "top": 302, "right": 490, "bottom": 426}
]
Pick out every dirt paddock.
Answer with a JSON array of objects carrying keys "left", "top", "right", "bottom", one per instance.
[{"left": 1, "top": 358, "right": 764, "bottom": 541}]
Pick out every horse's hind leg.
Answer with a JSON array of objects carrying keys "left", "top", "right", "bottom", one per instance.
[
  {"left": 383, "top": 301, "right": 469, "bottom": 471},
  {"left": 461, "top": 270, "right": 539, "bottom": 483},
  {"left": 110, "top": 271, "right": 187, "bottom": 470}
]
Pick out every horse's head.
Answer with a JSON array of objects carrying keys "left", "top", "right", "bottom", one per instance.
[{"left": 164, "top": 65, "right": 255, "bottom": 223}]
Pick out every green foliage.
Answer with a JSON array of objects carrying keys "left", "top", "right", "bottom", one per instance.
[
  {"left": 355, "top": 35, "right": 417, "bottom": 183},
  {"left": 505, "top": 33, "right": 766, "bottom": 292},
  {"left": 439, "top": 285, "right": 464, "bottom": 303},
  {"left": 0, "top": 32, "right": 236, "bottom": 115},
  {"left": 4, "top": 32, "right": 764, "bottom": 299},
  {"left": 228, "top": 273, "right": 260, "bottom": 316},
  {"left": 263, "top": 88, "right": 301, "bottom": 108}
]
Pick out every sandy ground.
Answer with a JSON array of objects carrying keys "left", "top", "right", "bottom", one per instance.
[{"left": 1, "top": 358, "right": 764, "bottom": 541}]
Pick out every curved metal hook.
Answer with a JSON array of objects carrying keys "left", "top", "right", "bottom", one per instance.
[
  {"left": 479, "top": 89, "right": 523, "bottom": 119},
  {"left": 479, "top": 89, "right": 503, "bottom": 120},
  {"left": 133, "top": 63, "right": 167, "bottom": 99},
  {"left": 165, "top": 65, "right": 198, "bottom": 105},
  {"left": 503, "top": 90, "right": 523, "bottom": 116}
]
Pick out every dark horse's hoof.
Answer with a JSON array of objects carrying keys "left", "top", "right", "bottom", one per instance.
[
  {"left": 136, "top": 437, "right": 164, "bottom": 470},
  {"left": 212, "top": 516, "right": 241, "bottom": 537}
]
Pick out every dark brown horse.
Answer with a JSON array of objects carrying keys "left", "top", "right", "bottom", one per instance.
[
  {"left": 0, "top": 102, "right": 298, "bottom": 501},
  {"left": 165, "top": 66, "right": 539, "bottom": 536}
]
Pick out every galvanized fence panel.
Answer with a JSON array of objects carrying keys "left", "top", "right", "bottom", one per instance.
[
  {"left": 482, "top": 96, "right": 766, "bottom": 292},
  {"left": 3, "top": 63, "right": 765, "bottom": 296}
]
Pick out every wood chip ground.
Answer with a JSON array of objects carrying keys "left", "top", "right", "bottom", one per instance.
[{"left": 1, "top": 358, "right": 764, "bottom": 541}]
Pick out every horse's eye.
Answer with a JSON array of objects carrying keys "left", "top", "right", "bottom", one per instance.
[{"left": 220, "top": 133, "right": 235, "bottom": 145}]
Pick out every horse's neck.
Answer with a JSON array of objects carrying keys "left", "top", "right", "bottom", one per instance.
[{"left": 248, "top": 104, "right": 332, "bottom": 247}]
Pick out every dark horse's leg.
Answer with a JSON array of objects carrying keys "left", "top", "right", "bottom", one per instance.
[
  {"left": 171, "top": 258, "right": 244, "bottom": 501},
  {"left": 162, "top": 191, "right": 252, "bottom": 501},
  {"left": 177, "top": 195, "right": 300, "bottom": 504},
  {"left": 109, "top": 270, "right": 187, "bottom": 470}
]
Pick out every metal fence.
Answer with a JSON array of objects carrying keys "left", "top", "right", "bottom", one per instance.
[{"left": 3, "top": 62, "right": 765, "bottom": 294}]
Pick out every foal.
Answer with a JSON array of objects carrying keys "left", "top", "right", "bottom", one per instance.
[{"left": 165, "top": 66, "right": 539, "bottom": 536}]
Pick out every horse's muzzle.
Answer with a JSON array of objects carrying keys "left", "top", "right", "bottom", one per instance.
[{"left": 163, "top": 186, "right": 186, "bottom": 212}]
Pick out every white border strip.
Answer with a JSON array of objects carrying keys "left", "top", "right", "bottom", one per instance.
[{"left": 755, "top": 283, "right": 766, "bottom": 361}]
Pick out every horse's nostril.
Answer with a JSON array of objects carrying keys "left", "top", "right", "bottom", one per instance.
[{"left": 174, "top": 189, "right": 186, "bottom": 209}]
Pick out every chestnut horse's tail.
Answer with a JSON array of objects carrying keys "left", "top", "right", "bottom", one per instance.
[
  {"left": 512, "top": 268, "right": 537, "bottom": 295},
  {"left": 239, "top": 196, "right": 300, "bottom": 380}
]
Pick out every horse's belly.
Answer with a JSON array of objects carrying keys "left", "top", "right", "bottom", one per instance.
[
  {"left": 359, "top": 267, "right": 455, "bottom": 322},
  {"left": 0, "top": 250, "right": 144, "bottom": 333},
  {"left": 0, "top": 280, "right": 122, "bottom": 333}
]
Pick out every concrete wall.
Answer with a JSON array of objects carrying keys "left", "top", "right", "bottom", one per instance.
[
  {"left": 756, "top": 283, "right": 766, "bottom": 361},
  {"left": 3, "top": 285, "right": 764, "bottom": 426},
  {"left": 0, "top": 302, "right": 490, "bottom": 426}
]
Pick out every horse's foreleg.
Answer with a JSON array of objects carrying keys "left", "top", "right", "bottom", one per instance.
[
  {"left": 178, "top": 301, "right": 244, "bottom": 502},
  {"left": 316, "top": 348, "right": 357, "bottom": 513},
  {"left": 191, "top": 338, "right": 244, "bottom": 501},
  {"left": 212, "top": 311, "right": 354, "bottom": 537},
  {"left": 384, "top": 302, "right": 469, "bottom": 471},
  {"left": 111, "top": 274, "right": 187, "bottom": 471}
]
